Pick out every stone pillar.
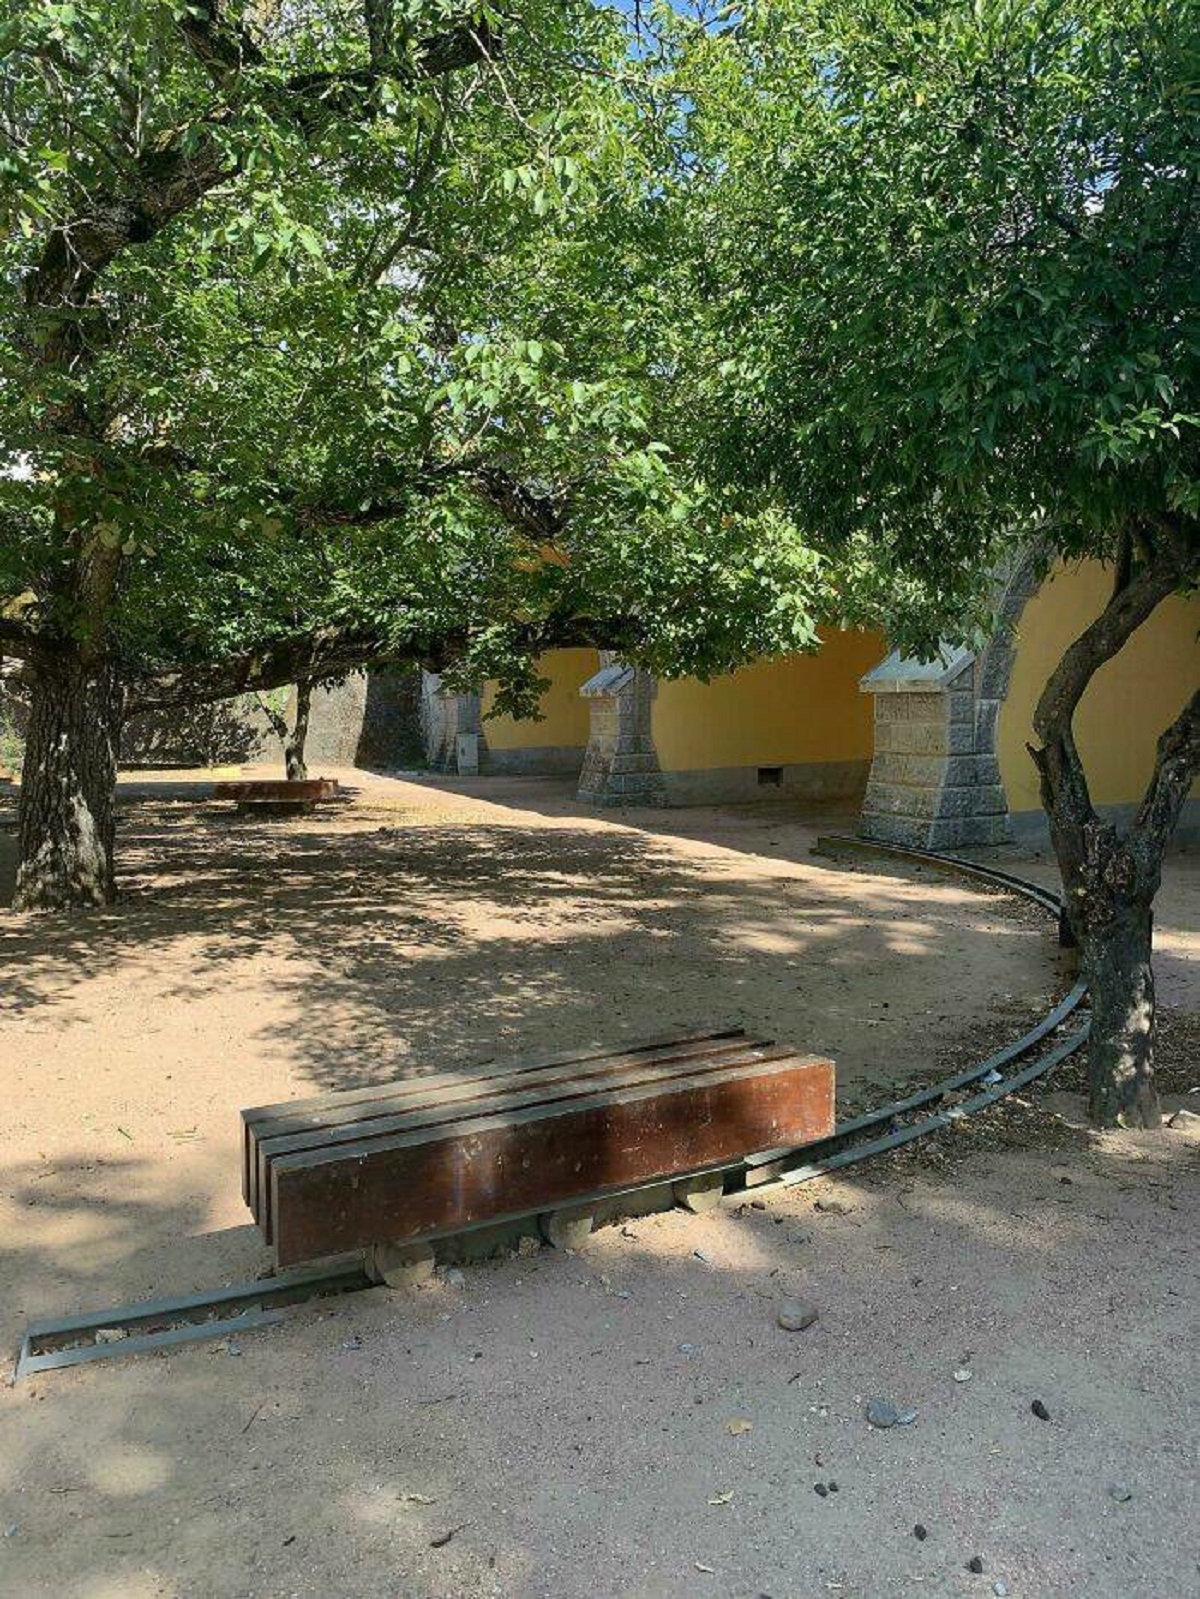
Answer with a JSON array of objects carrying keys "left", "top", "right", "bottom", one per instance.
[
  {"left": 859, "top": 650, "right": 1011, "bottom": 849},
  {"left": 857, "top": 552, "right": 1042, "bottom": 851},
  {"left": 577, "top": 653, "right": 666, "bottom": 807},
  {"left": 420, "top": 672, "right": 488, "bottom": 774}
]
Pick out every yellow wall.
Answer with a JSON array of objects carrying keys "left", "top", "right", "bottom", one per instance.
[
  {"left": 998, "top": 562, "right": 1200, "bottom": 812},
  {"left": 482, "top": 648, "right": 598, "bottom": 749},
  {"left": 652, "top": 629, "right": 885, "bottom": 771}
]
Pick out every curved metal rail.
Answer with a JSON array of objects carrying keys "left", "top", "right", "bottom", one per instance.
[{"left": 739, "top": 835, "right": 1089, "bottom": 1189}]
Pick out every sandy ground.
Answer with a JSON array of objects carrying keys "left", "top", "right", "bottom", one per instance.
[{"left": 0, "top": 768, "right": 1196, "bottom": 1599}]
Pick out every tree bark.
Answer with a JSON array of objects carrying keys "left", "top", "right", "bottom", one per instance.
[
  {"left": 1030, "top": 538, "right": 1198, "bottom": 1128},
  {"left": 1080, "top": 893, "right": 1157, "bottom": 1128},
  {"left": 285, "top": 679, "right": 313, "bottom": 781},
  {"left": 1044, "top": 808, "right": 1162, "bottom": 1126},
  {"left": 14, "top": 657, "right": 125, "bottom": 912}
]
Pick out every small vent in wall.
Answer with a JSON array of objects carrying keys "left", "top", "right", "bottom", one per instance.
[{"left": 757, "top": 766, "right": 783, "bottom": 788}]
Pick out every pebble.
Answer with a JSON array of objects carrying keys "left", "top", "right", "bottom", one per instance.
[
  {"left": 1031, "top": 1399, "right": 1050, "bottom": 1421},
  {"left": 953, "top": 1367, "right": 973, "bottom": 1383},
  {"left": 913, "top": 1524, "right": 928, "bottom": 1541},
  {"left": 866, "top": 1399, "right": 917, "bottom": 1428},
  {"left": 444, "top": 1268, "right": 466, "bottom": 1288},
  {"left": 993, "top": 1582, "right": 1009, "bottom": 1597},
  {"left": 814, "top": 1483, "right": 829, "bottom": 1498},
  {"left": 967, "top": 1555, "right": 985, "bottom": 1574},
  {"left": 777, "top": 1297, "right": 819, "bottom": 1332},
  {"left": 341, "top": 1335, "right": 363, "bottom": 1351},
  {"left": 814, "top": 1198, "right": 849, "bottom": 1214},
  {"left": 1108, "top": 1483, "right": 1133, "bottom": 1503}
]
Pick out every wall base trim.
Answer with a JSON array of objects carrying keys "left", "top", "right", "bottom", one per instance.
[
  {"left": 658, "top": 759, "right": 870, "bottom": 808},
  {"left": 484, "top": 745, "right": 586, "bottom": 777},
  {"left": 1007, "top": 798, "right": 1200, "bottom": 850}
]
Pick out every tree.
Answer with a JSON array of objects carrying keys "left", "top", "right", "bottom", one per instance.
[
  {"left": 0, "top": 0, "right": 493, "bottom": 908},
  {"left": 671, "top": 0, "right": 1198, "bottom": 1125},
  {"left": 1, "top": 0, "right": 823, "bottom": 908},
  {"left": 255, "top": 680, "right": 313, "bottom": 780}
]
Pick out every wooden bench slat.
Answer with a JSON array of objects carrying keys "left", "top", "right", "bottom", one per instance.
[
  {"left": 213, "top": 779, "right": 338, "bottom": 801},
  {"left": 240, "top": 1026, "right": 746, "bottom": 1204},
  {"left": 252, "top": 1041, "right": 787, "bottom": 1241},
  {"left": 244, "top": 1032, "right": 761, "bottom": 1220},
  {"left": 269, "top": 1053, "right": 834, "bottom": 1266},
  {"left": 243, "top": 1026, "right": 746, "bottom": 1130}
]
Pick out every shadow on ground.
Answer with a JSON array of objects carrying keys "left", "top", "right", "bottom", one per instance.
[{"left": 0, "top": 786, "right": 1059, "bottom": 1099}]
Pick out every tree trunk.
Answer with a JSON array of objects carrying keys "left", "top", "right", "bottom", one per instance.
[
  {"left": 14, "top": 657, "right": 125, "bottom": 911},
  {"left": 1044, "top": 792, "right": 1164, "bottom": 1130},
  {"left": 284, "top": 679, "right": 312, "bottom": 781},
  {"left": 1028, "top": 540, "right": 1197, "bottom": 1129},
  {"left": 1078, "top": 898, "right": 1158, "bottom": 1128}
]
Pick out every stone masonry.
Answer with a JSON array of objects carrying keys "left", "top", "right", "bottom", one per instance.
[
  {"left": 420, "top": 673, "right": 488, "bottom": 774},
  {"left": 858, "top": 552, "right": 1042, "bottom": 851},
  {"left": 577, "top": 653, "right": 666, "bottom": 807}
]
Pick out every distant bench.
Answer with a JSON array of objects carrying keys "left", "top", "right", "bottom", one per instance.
[
  {"left": 212, "top": 777, "right": 339, "bottom": 817},
  {"left": 242, "top": 1028, "right": 835, "bottom": 1268}
]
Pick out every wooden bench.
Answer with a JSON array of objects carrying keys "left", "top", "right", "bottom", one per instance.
[
  {"left": 212, "top": 777, "right": 339, "bottom": 817},
  {"left": 242, "top": 1029, "right": 835, "bottom": 1267}
]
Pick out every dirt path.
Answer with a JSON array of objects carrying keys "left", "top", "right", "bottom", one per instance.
[{"left": 0, "top": 770, "right": 1195, "bottom": 1598}]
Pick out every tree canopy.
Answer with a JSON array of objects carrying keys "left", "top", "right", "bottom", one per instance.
[
  {"left": 0, "top": 0, "right": 825, "bottom": 718},
  {"left": 665, "top": 0, "right": 1197, "bottom": 612}
]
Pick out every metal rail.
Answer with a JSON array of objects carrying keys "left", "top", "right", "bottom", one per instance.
[
  {"left": 12, "top": 835, "right": 1086, "bottom": 1379},
  {"left": 14, "top": 1261, "right": 370, "bottom": 1381}
]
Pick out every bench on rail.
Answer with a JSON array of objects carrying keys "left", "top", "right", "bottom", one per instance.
[
  {"left": 212, "top": 777, "right": 339, "bottom": 817},
  {"left": 242, "top": 1028, "right": 835, "bottom": 1269}
]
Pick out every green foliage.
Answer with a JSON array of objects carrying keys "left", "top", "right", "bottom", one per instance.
[
  {"left": 11, "top": 0, "right": 1182, "bottom": 705},
  {"left": 668, "top": 0, "right": 1199, "bottom": 649},
  {"left": 0, "top": 0, "right": 839, "bottom": 706}
]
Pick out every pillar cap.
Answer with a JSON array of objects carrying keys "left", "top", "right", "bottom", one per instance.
[
  {"left": 860, "top": 643, "right": 975, "bottom": 694},
  {"left": 580, "top": 663, "right": 636, "bottom": 698}
]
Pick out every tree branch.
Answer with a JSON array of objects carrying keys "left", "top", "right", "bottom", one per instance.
[
  {"left": 471, "top": 466, "right": 570, "bottom": 542},
  {"left": 253, "top": 690, "right": 288, "bottom": 742},
  {"left": 177, "top": 0, "right": 264, "bottom": 85},
  {"left": 24, "top": 137, "right": 234, "bottom": 322},
  {"left": 125, "top": 607, "right": 637, "bottom": 716},
  {"left": 364, "top": 0, "right": 395, "bottom": 70},
  {"left": 1027, "top": 539, "right": 1190, "bottom": 864},
  {"left": 1132, "top": 687, "right": 1200, "bottom": 854},
  {"left": 1112, "top": 528, "right": 1132, "bottom": 598},
  {"left": 1032, "top": 550, "right": 1182, "bottom": 749},
  {"left": 24, "top": 13, "right": 496, "bottom": 321},
  {"left": 126, "top": 624, "right": 434, "bottom": 713}
]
